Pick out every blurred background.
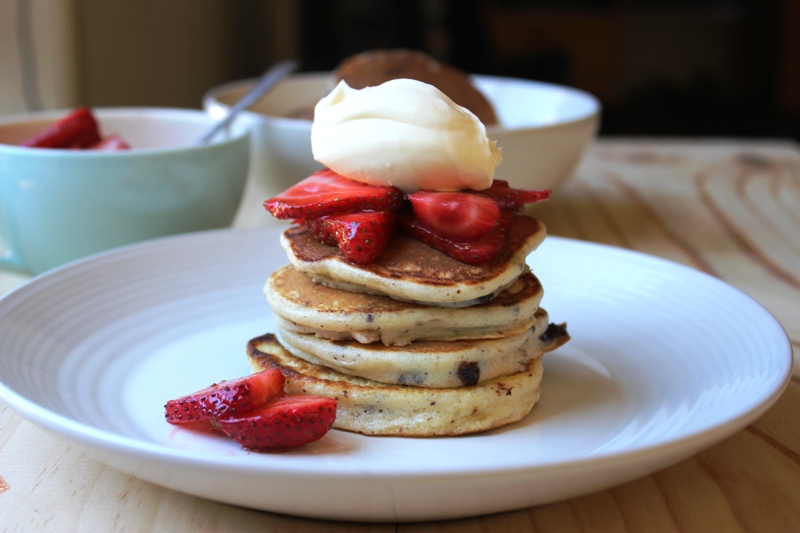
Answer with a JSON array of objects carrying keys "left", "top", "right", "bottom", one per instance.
[{"left": 1, "top": 0, "right": 798, "bottom": 140}]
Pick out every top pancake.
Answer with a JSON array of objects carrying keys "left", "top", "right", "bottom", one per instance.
[{"left": 280, "top": 215, "right": 547, "bottom": 307}]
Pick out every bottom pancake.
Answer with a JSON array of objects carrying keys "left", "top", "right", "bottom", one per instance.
[{"left": 247, "top": 334, "right": 545, "bottom": 437}]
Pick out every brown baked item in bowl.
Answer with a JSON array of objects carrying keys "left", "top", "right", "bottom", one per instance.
[{"left": 332, "top": 49, "right": 498, "bottom": 125}]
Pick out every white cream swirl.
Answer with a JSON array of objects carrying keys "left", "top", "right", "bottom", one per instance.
[{"left": 311, "top": 78, "right": 501, "bottom": 193}]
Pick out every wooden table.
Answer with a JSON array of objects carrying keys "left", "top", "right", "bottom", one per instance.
[{"left": 1, "top": 139, "right": 799, "bottom": 532}]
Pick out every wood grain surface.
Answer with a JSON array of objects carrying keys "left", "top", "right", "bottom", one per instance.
[{"left": 1, "top": 139, "right": 799, "bottom": 532}]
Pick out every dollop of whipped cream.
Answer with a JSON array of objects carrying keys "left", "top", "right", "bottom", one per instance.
[{"left": 311, "top": 78, "right": 502, "bottom": 193}]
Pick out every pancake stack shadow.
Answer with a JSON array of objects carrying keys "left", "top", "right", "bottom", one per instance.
[{"left": 247, "top": 216, "right": 569, "bottom": 436}]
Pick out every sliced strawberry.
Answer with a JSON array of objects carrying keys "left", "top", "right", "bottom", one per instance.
[
  {"left": 264, "top": 169, "right": 404, "bottom": 220},
  {"left": 89, "top": 133, "right": 131, "bottom": 151},
  {"left": 164, "top": 368, "right": 285, "bottom": 425},
  {"left": 400, "top": 210, "right": 512, "bottom": 264},
  {"left": 407, "top": 191, "right": 501, "bottom": 242},
  {"left": 170, "top": 418, "right": 221, "bottom": 433},
  {"left": 306, "top": 217, "right": 337, "bottom": 247},
  {"left": 212, "top": 395, "right": 337, "bottom": 450},
  {"left": 306, "top": 210, "right": 397, "bottom": 264},
  {"left": 20, "top": 107, "right": 102, "bottom": 149},
  {"left": 479, "top": 180, "right": 551, "bottom": 212}
]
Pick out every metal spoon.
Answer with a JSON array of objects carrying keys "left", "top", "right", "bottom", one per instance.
[{"left": 198, "top": 59, "right": 298, "bottom": 144}]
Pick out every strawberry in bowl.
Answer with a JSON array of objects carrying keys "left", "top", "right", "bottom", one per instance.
[{"left": 19, "top": 106, "right": 131, "bottom": 150}]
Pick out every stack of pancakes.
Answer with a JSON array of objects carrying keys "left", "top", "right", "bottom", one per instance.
[{"left": 247, "top": 215, "right": 569, "bottom": 436}]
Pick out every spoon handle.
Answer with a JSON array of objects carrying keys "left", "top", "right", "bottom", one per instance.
[{"left": 199, "top": 59, "right": 298, "bottom": 144}]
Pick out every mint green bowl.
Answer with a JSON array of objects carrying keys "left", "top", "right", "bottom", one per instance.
[{"left": 0, "top": 108, "right": 250, "bottom": 275}]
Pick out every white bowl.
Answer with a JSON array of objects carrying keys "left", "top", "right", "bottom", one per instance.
[{"left": 203, "top": 72, "right": 600, "bottom": 198}]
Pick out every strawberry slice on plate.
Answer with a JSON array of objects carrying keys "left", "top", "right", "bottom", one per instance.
[
  {"left": 164, "top": 368, "right": 285, "bottom": 425},
  {"left": 264, "top": 169, "right": 404, "bottom": 220},
  {"left": 400, "top": 210, "right": 513, "bottom": 264},
  {"left": 306, "top": 210, "right": 397, "bottom": 264},
  {"left": 407, "top": 190, "right": 501, "bottom": 242},
  {"left": 20, "top": 106, "right": 102, "bottom": 149},
  {"left": 212, "top": 394, "right": 337, "bottom": 451}
]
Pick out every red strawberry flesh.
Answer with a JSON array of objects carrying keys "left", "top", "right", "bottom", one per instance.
[
  {"left": 213, "top": 394, "right": 337, "bottom": 450},
  {"left": 478, "top": 180, "right": 551, "bottom": 212},
  {"left": 164, "top": 368, "right": 285, "bottom": 425},
  {"left": 407, "top": 190, "right": 501, "bottom": 242},
  {"left": 264, "top": 169, "right": 403, "bottom": 220},
  {"left": 400, "top": 210, "right": 513, "bottom": 264},
  {"left": 20, "top": 106, "right": 102, "bottom": 149},
  {"left": 306, "top": 210, "right": 397, "bottom": 264}
]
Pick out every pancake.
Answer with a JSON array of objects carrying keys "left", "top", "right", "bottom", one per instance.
[
  {"left": 266, "top": 265, "right": 545, "bottom": 346},
  {"left": 247, "top": 333, "right": 545, "bottom": 436},
  {"left": 331, "top": 49, "right": 499, "bottom": 126},
  {"left": 280, "top": 215, "right": 546, "bottom": 307},
  {"left": 275, "top": 307, "right": 559, "bottom": 388}
]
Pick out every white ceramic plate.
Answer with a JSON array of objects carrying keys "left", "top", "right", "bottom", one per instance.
[{"left": 0, "top": 228, "right": 791, "bottom": 522}]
